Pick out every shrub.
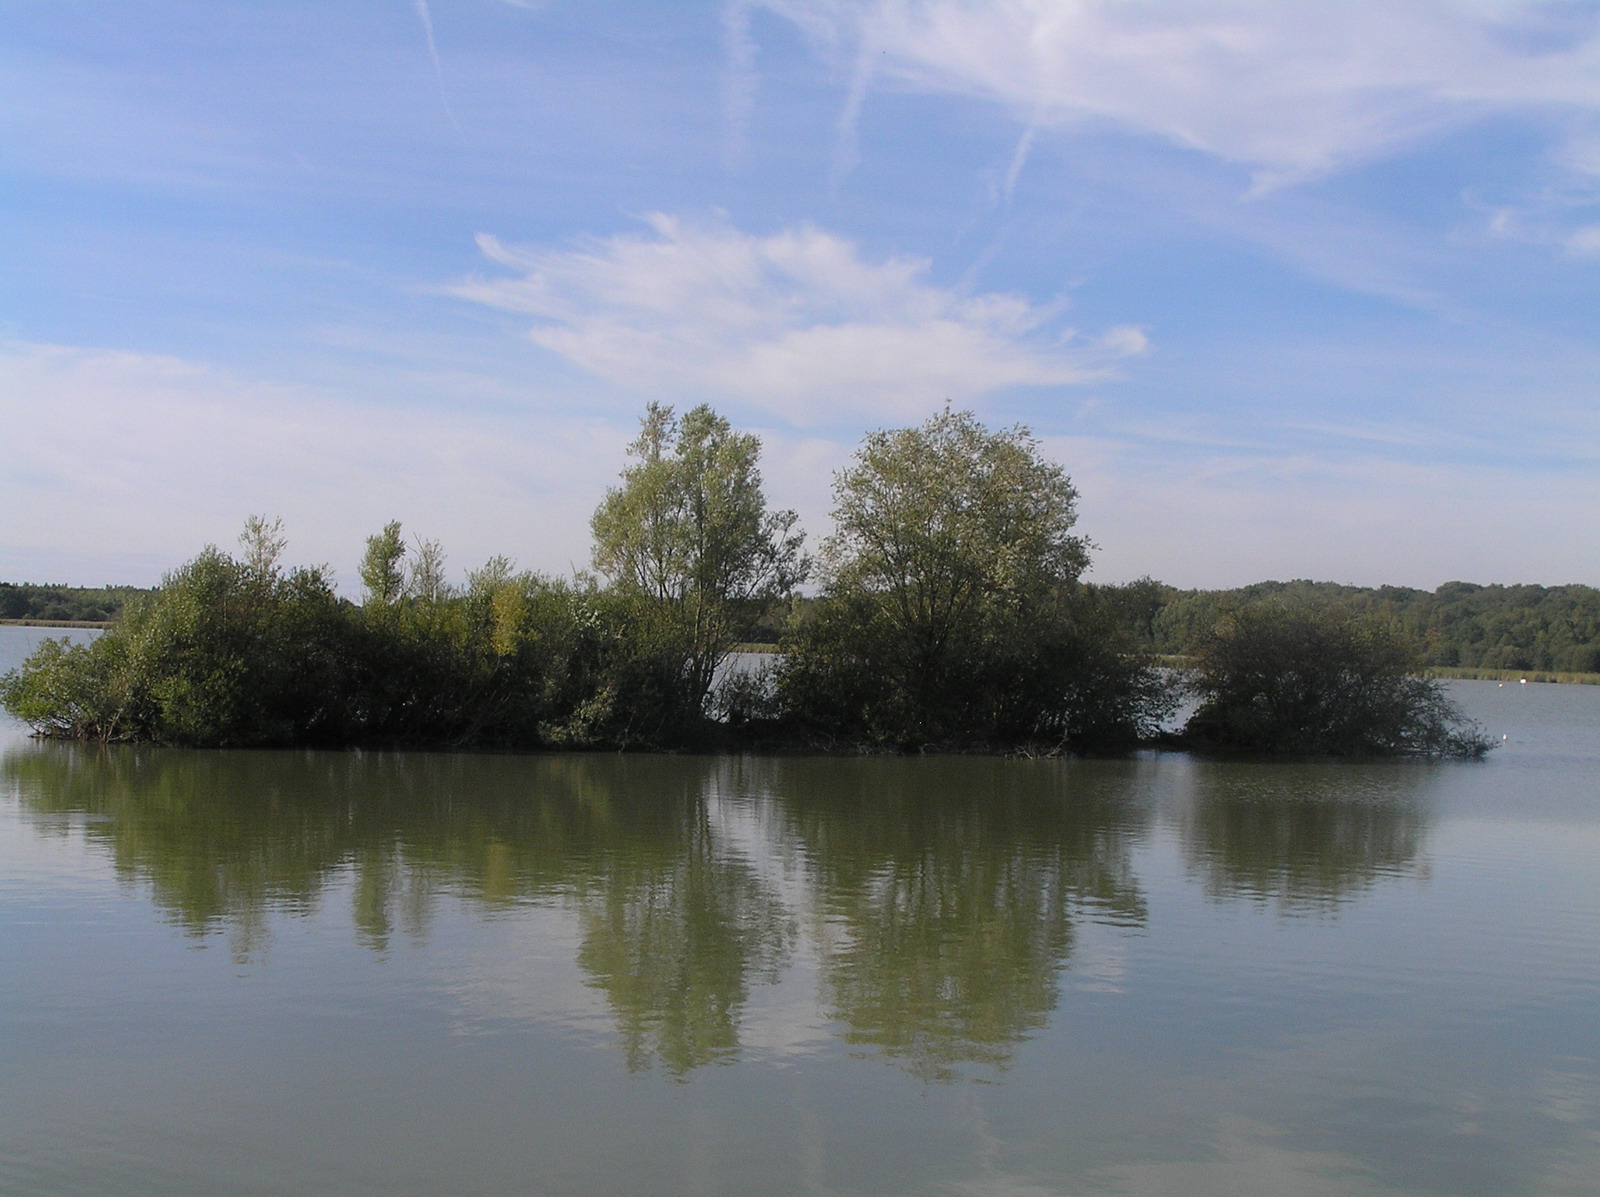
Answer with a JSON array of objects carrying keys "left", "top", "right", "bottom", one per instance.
[{"left": 1182, "top": 604, "right": 1492, "bottom": 757}]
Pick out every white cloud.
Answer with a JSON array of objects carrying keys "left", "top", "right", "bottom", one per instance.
[
  {"left": 1567, "top": 224, "right": 1600, "bottom": 256},
  {"left": 410, "top": 0, "right": 462, "bottom": 134},
  {"left": 0, "top": 341, "right": 626, "bottom": 587},
  {"left": 7, "top": 338, "right": 1595, "bottom": 594},
  {"left": 756, "top": 0, "right": 1600, "bottom": 185},
  {"left": 450, "top": 214, "right": 1142, "bottom": 423},
  {"left": 1558, "top": 128, "right": 1600, "bottom": 177},
  {"left": 1477, "top": 185, "right": 1600, "bottom": 259}
]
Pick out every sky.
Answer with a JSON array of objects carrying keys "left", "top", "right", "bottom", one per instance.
[{"left": 3, "top": 0, "right": 1599, "bottom": 592}]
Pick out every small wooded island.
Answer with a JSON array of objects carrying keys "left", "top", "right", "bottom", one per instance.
[{"left": 2, "top": 406, "right": 1492, "bottom": 758}]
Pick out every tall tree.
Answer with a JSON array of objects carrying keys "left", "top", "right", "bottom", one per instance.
[
  {"left": 823, "top": 406, "right": 1089, "bottom": 668},
  {"left": 407, "top": 537, "right": 449, "bottom": 604},
  {"left": 591, "top": 403, "right": 807, "bottom": 722},
  {"left": 780, "top": 407, "right": 1166, "bottom": 748},
  {"left": 238, "top": 515, "right": 287, "bottom": 579}
]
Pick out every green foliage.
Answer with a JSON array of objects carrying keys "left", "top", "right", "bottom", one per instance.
[
  {"left": 2, "top": 531, "right": 357, "bottom": 746},
  {"left": 778, "top": 409, "right": 1170, "bottom": 750},
  {"left": 19, "top": 406, "right": 1541, "bottom": 761},
  {"left": 0, "top": 581, "right": 149, "bottom": 623},
  {"left": 1144, "top": 578, "right": 1600, "bottom": 674},
  {"left": 238, "top": 514, "right": 288, "bottom": 576},
  {"left": 345, "top": 531, "right": 641, "bottom": 748},
  {"left": 1182, "top": 603, "right": 1492, "bottom": 757},
  {"left": 591, "top": 403, "right": 807, "bottom": 733},
  {"left": 2, "top": 512, "right": 800, "bottom": 751},
  {"left": 0, "top": 636, "right": 128, "bottom": 737},
  {"left": 359, "top": 520, "right": 406, "bottom": 607},
  {"left": 781, "top": 586, "right": 1171, "bottom": 752},
  {"left": 822, "top": 406, "right": 1088, "bottom": 636}
]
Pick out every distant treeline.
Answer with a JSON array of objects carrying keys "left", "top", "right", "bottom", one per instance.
[
  {"left": 0, "top": 582, "right": 150, "bottom": 624},
  {"left": 1105, "top": 579, "right": 1600, "bottom": 674}
]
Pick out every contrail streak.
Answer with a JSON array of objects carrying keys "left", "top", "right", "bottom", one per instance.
[
  {"left": 721, "top": 0, "right": 758, "bottom": 169},
  {"left": 412, "top": 0, "right": 461, "bottom": 133}
]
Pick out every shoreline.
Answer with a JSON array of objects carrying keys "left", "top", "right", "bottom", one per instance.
[
  {"left": 0, "top": 618, "right": 114, "bottom": 629},
  {"left": 1422, "top": 665, "right": 1600, "bottom": 686}
]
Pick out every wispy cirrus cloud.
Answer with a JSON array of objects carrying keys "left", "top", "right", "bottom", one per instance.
[
  {"left": 1481, "top": 174, "right": 1600, "bottom": 259},
  {"left": 450, "top": 214, "right": 1144, "bottom": 423},
  {"left": 753, "top": 0, "right": 1600, "bottom": 187}
]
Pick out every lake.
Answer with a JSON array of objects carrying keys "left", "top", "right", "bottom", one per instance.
[{"left": 2, "top": 625, "right": 1597, "bottom": 1195}]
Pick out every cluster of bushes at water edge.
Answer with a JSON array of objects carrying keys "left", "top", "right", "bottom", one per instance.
[
  {"left": 1176, "top": 603, "right": 1494, "bottom": 757},
  {"left": 0, "top": 533, "right": 736, "bottom": 750},
  {"left": 1, "top": 406, "right": 1490, "bottom": 758}
]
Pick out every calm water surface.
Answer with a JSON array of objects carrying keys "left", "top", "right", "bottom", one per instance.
[{"left": 2, "top": 627, "right": 1597, "bottom": 1195}]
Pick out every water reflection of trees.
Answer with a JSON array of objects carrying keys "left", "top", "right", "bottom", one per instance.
[
  {"left": 7, "top": 742, "right": 378, "bottom": 956},
  {"left": 744, "top": 756, "right": 1153, "bottom": 1081},
  {"left": 573, "top": 786, "right": 793, "bottom": 1074},
  {"left": 6, "top": 744, "right": 1160, "bottom": 1080},
  {"left": 1, "top": 744, "right": 683, "bottom": 931},
  {"left": 1178, "top": 762, "right": 1429, "bottom": 912},
  {"left": 2, "top": 743, "right": 794, "bottom": 1073}
]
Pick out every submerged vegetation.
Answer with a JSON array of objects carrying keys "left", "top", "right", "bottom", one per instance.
[{"left": 3, "top": 407, "right": 1491, "bottom": 758}]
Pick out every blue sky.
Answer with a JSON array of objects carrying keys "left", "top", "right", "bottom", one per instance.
[{"left": 4, "top": 0, "right": 1599, "bottom": 590}]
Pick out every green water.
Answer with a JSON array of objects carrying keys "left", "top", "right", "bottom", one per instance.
[{"left": 2, "top": 627, "right": 1597, "bottom": 1194}]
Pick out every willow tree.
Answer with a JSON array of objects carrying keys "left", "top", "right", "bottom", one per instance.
[
  {"left": 779, "top": 407, "right": 1169, "bottom": 749},
  {"left": 591, "top": 403, "right": 807, "bottom": 728}
]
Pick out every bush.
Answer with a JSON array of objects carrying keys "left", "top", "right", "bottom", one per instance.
[
  {"left": 777, "top": 584, "right": 1172, "bottom": 751},
  {"left": 1182, "top": 604, "right": 1491, "bottom": 757},
  {"left": 0, "top": 522, "right": 762, "bottom": 751},
  {"left": 0, "top": 635, "right": 129, "bottom": 738}
]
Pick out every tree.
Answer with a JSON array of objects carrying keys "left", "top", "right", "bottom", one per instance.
[
  {"left": 1182, "top": 602, "right": 1492, "bottom": 757},
  {"left": 823, "top": 407, "right": 1089, "bottom": 647},
  {"left": 778, "top": 407, "right": 1168, "bottom": 748},
  {"left": 590, "top": 403, "right": 807, "bottom": 728},
  {"left": 360, "top": 521, "right": 406, "bottom": 607},
  {"left": 407, "top": 537, "right": 449, "bottom": 604},
  {"left": 238, "top": 515, "right": 287, "bottom": 579}
]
